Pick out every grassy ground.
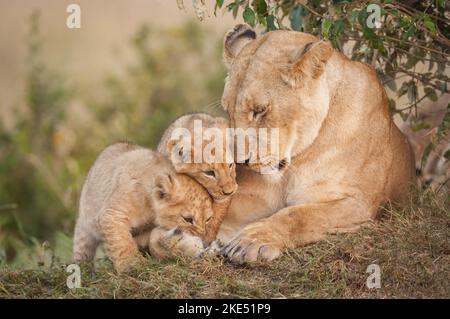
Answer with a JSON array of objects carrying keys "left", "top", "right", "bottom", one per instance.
[{"left": 0, "top": 190, "right": 448, "bottom": 298}]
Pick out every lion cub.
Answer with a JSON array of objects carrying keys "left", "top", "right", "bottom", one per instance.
[
  {"left": 73, "top": 142, "right": 214, "bottom": 272},
  {"left": 158, "top": 113, "right": 237, "bottom": 240}
]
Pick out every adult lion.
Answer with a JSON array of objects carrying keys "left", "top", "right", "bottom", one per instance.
[{"left": 217, "top": 24, "right": 415, "bottom": 263}]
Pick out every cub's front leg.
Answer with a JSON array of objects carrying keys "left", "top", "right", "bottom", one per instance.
[
  {"left": 99, "top": 208, "right": 145, "bottom": 272},
  {"left": 205, "top": 196, "right": 232, "bottom": 242}
]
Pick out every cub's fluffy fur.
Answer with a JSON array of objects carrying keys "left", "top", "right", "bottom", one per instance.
[
  {"left": 158, "top": 113, "right": 237, "bottom": 240},
  {"left": 73, "top": 142, "right": 213, "bottom": 272}
]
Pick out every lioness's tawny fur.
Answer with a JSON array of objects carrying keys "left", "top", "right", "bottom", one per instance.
[{"left": 217, "top": 25, "right": 415, "bottom": 263}]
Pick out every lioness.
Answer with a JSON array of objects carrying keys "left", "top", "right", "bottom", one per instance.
[
  {"left": 73, "top": 142, "right": 214, "bottom": 272},
  {"left": 158, "top": 113, "right": 237, "bottom": 240},
  {"left": 217, "top": 24, "right": 415, "bottom": 263}
]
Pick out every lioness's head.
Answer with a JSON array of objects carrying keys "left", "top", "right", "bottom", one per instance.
[
  {"left": 221, "top": 24, "right": 335, "bottom": 175},
  {"left": 151, "top": 172, "right": 214, "bottom": 239}
]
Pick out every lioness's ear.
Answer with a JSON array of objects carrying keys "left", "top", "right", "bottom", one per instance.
[
  {"left": 223, "top": 24, "right": 256, "bottom": 69},
  {"left": 284, "top": 40, "right": 334, "bottom": 86},
  {"left": 154, "top": 173, "right": 176, "bottom": 201}
]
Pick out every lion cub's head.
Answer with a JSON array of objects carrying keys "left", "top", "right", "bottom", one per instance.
[
  {"left": 162, "top": 113, "right": 238, "bottom": 201},
  {"left": 150, "top": 172, "right": 214, "bottom": 238},
  {"left": 221, "top": 24, "right": 334, "bottom": 175}
]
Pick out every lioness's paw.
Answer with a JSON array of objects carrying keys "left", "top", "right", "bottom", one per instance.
[{"left": 221, "top": 224, "right": 282, "bottom": 263}]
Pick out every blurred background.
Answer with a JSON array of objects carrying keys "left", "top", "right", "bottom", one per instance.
[{"left": 0, "top": 0, "right": 239, "bottom": 267}]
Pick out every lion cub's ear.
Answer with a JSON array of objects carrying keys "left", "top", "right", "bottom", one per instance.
[
  {"left": 154, "top": 173, "right": 177, "bottom": 201},
  {"left": 167, "top": 139, "right": 190, "bottom": 164},
  {"left": 223, "top": 24, "right": 257, "bottom": 69},
  {"left": 284, "top": 40, "right": 334, "bottom": 86}
]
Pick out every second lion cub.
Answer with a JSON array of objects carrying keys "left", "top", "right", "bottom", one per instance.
[
  {"left": 158, "top": 113, "right": 237, "bottom": 240},
  {"left": 73, "top": 142, "right": 214, "bottom": 272}
]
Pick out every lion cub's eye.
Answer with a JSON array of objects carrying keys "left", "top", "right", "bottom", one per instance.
[
  {"left": 183, "top": 216, "right": 193, "bottom": 224},
  {"left": 252, "top": 105, "right": 268, "bottom": 121},
  {"left": 206, "top": 216, "right": 213, "bottom": 223},
  {"left": 204, "top": 170, "right": 216, "bottom": 178}
]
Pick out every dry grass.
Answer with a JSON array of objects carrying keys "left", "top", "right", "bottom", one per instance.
[{"left": 0, "top": 190, "right": 448, "bottom": 298}]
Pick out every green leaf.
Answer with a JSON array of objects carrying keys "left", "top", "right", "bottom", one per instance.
[
  {"left": 424, "top": 87, "right": 438, "bottom": 102},
  {"left": 290, "top": 5, "right": 303, "bottom": 31},
  {"left": 333, "top": 18, "right": 345, "bottom": 36},
  {"left": 404, "top": 55, "right": 419, "bottom": 69},
  {"left": 400, "top": 24, "right": 416, "bottom": 43},
  {"left": 266, "top": 15, "right": 277, "bottom": 31},
  {"left": 411, "top": 121, "right": 431, "bottom": 132},
  {"left": 350, "top": 10, "right": 360, "bottom": 24},
  {"left": 321, "top": 19, "right": 333, "bottom": 39},
  {"left": 227, "top": 2, "right": 239, "bottom": 18},
  {"left": 214, "top": 0, "right": 224, "bottom": 15},
  {"left": 423, "top": 15, "right": 437, "bottom": 36},
  {"left": 385, "top": 76, "right": 397, "bottom": 91},
  {"left": 216, "top": 0, "right": 224, "bottom": 8},
  {"left": 398, "top": 81, "right": 410, "bottom": 98},
  {"left": 243, "top": 6, "right": 256, "bottom": 27},
  {"left": 385, "top": 62, "right": 396, "bottom": 78},
  {"left": 253, "top": 0, "right": 267, "bottom": 16},
  {"left": 388, "top": 98, "right": 396, "bottom": 112},
  {"left": 438, "top": 81, "right": 447, "bottom": 94},
  {"left": 407, "top": 81, "right": 418, "bottom": 103},
  {"left": 358, "top": 9, "right": 369, "bottom": 26},
  {"left": 437, "top": 61, "right": 446, "bottom": 75}
]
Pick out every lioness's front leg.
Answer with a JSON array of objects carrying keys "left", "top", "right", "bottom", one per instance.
[{"left": 223, "top": 198, "right": 373, "bottom": 263}]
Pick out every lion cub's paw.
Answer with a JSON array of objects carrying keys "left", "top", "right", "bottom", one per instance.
[
  {"left": 150, "top": 227, "right": 206, "bottom": 259},
  {"left": 115, "top": 254, "right": 147, "bottom": 273}
]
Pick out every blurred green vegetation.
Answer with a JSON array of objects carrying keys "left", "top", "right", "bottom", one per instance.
[{"left": 0, "top": 11, "right": 227, "bottom": 267}]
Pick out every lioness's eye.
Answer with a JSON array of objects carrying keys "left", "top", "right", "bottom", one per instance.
[
  {"left": 183, "top": 216, "right": 193, "bottom": 224},
  {"left": 204, "top": 170, "right": 216, "bottom": 178},
  {"left": 206, "top": 216, "right": 213, "bottom": 223}
]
